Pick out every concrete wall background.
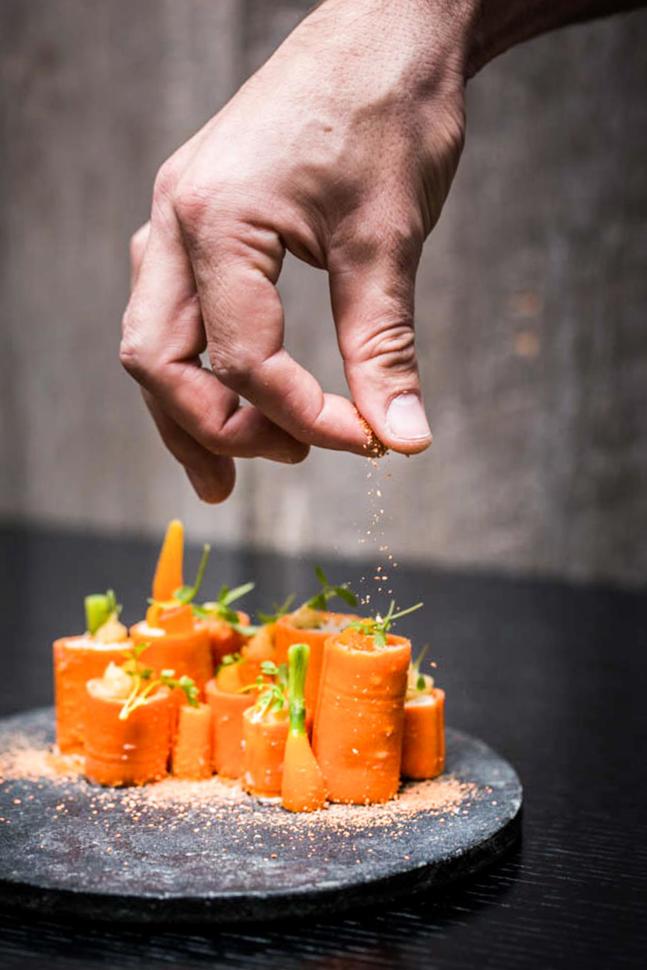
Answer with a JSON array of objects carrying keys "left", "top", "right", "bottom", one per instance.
[{"left": 1, "top": 1, "right": 646, "bottom": 586}]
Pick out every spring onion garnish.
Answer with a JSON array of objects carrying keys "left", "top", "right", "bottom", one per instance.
[
  {"left": 412, "top": 644, "right": 431, "bottom": 690},
  {"left": 349, "top": 600, "right": 423, "bottom": 647},
  {"left": 84, "top": 589, "right": 121, "bottom": 636},
  {"left": 287, "top": 643, "right": 309, "bottom": 735}
]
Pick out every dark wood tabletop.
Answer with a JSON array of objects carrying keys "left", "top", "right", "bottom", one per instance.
[{"left": 0, "top": 524, "right": 645, "bottom": 970}]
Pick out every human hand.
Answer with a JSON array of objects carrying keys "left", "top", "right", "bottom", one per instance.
[{"left": 122, "top": 0, "right": 476, "bottom": 501}]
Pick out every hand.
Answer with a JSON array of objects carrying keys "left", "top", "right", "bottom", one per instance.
[{"left": 122, "top": 0, "right": 475, "bottom": 502}]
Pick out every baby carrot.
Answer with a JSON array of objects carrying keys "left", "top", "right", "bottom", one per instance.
[
  {"left": 152, "top": 519, "right": 184, "bottom": 602},
  {"left": 401, "top": 674, "right": 446, "bottom": 780},
  {"left": 84, "top": 671, "right": 173, "bottom": 786},
  {"left": 281, "top": 644, "right": 326, "bottom": 812},
  {"left": 313, "top": 627, "right": 411, "bottom": 804},
  {"left": 172, "top": 702, "right": 213, "bottom": 779}
]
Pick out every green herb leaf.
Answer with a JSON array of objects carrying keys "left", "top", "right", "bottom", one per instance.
[
  {"left": 257, "top": 593, "right": 296, "bottom": 625},
  {"left": 305, "top": 568, "right": 358, "bottom": 612},
  {"left": 174, "top": 544, "right": 211, "bottom": 606}
]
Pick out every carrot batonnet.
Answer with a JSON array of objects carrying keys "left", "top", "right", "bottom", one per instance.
[
  {"left": 313, "top": 629, "right": 411, "bottom": 804},
  {"left": 152, "top": 518, "right": 184, "bottom": 602},
  {"left": 84, "top": 680, "right": 173, "bottom": 786},
  {"left": 281, "top": 643, "right": 327, "bottom": 812},
  {"left": 401, "top": 687, "right": 446, "bottom": 780},
  {"left": 274, "top": 612, "right": 357, "bottom": 717},
  {"left": 205, "top": 671, "right": 255, "bottom": 778},
  {"left": 172, "top": 702, "right": 213, "bottom": 779},
  {"left": 54, "top": 636, "right": 130, "bottom": 755}
]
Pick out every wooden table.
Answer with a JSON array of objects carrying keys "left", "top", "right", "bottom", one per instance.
[{"left": 0, "top": 525, "right": 644, "bottom": 969}]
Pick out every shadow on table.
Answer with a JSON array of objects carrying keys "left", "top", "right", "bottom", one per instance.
[{"left": 0, "top": 846, "right": 522, "bottom": 970}]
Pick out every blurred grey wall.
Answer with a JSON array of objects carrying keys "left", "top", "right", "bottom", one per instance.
[{"left": 1, "top": 1, "right": 646, "bottom": 586}]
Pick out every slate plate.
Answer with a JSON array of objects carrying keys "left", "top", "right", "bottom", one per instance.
[{"left": 0, "top": 708, "right": 522, "bottom": 924}]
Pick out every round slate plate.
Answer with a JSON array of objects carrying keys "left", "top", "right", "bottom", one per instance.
[{"left": 0, "top": 708, "right": 521, "bottom": 924}]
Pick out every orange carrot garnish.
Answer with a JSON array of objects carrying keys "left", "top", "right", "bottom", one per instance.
[
  {"left": 152, "top": 519, "right": 185, "bottom": 602},
  {"left": 84, "top": 666, "right": 174, "bottom": 786},
  {"left": 53, "top": 589, "right": 130, "bottom": 754},
  {"left": 281, "top": 643, "right": 326, "bottom": 812},
  {"left": 172, "top": 702, "right": 213, "bottom": 779},
  {"left": 401, "top": 654, "right": 446, "bottom": 779},
  {"left": 242, "top": 667, "right": 289, "bottom": 797}
]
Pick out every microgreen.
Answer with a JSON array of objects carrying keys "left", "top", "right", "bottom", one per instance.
[
  {"left": 306, "top": 566, "right": 358, "bottom": 611},
  {"left": 85, "top": 589, "right": 122, "bottom": 635},
  {"left": 194, "top": 580, "right": 256, "bottom": 633},
  {"left": 118, "top": 662, "right": 199, "bottom": 721},
  {"left": 172, "top": 544, "right": 211, "bottom": 605},
  {"left": 412, "top": 643, "right": 431, "bottom": 691},
  {"left": 349, "top": 600, "right": 423, "bottom": 647},
  {"left": 257, "top": 594, "right": 296, "bottom": 626},
  {"left": 240, "top": 660, "right": 288, "bottom": 719}
]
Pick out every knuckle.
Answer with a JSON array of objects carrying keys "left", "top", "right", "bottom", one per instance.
[
  {"left": 119, "top": 311, "right": 149, "bottom": 378},
  {"left": 152, "top": 157, "right": 180, "bottom": 207},
  {"left": 209, "top": 346, "right": 260, "bottom": 391},
  {"left": 129, "top": 224, "right": 149, "bottom": 266},
  {"left": 364, "top": 322, "right": 417, "bottom": 374},
  {"left": 173, "top": 180, "right": 214, "bottom": 234}
]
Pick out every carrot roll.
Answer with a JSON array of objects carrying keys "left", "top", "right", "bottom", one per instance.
[
  {"left": 205, "top": 659, "right": 256, "bottom": 778},
  {"left": 313, "top": 628, "right": 411, "bottom": 804},
  {"left": 54, "top": 591, "right": 130, "bottom": 754},
  {"left": 172, "top": 702, "right": 212, "bottom": 779},
  {"left": 243, "top": 706, "right": 289, "bottom": 797},
  {"left": 275, "top": 609, "right": 357, "bottom": 717},
  {"left": 84, "top": 665, "right": 173, "bottom": 786},
  {"left": 401, "top": 679, "right": 446, "bottom": 780},
  {"left": 130, "top": 606, "right": 212, "bottom": 696}
]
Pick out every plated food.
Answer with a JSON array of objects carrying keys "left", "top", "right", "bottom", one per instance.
[{"left": 52, "top": 520, "right": 446, "bottom": 811}]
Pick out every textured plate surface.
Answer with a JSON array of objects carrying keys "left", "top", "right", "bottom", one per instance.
[{"left": 0, "top": 708, "right": 521, "bottom": 923}]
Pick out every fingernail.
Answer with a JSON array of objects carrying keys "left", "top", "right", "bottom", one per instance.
[{"left": 386, "top": 393, "right": 431, "bottom": 441}]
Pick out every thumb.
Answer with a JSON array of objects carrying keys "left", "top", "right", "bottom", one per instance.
[{"left": 330, "top": 254, "right": 431, "bottom": 454}]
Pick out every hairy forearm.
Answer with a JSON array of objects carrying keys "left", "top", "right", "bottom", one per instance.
[{"left": 468, "top": 0, "right": 646, "bottom": 74}]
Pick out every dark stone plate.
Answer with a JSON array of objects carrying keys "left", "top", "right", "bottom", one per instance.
[{"left": 0, "top": 708, "right": 522, "bottom": 924}]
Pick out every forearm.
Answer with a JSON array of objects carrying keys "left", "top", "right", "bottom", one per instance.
[{"left": 467, "top": 0, "right": 646, "bottom": 74}]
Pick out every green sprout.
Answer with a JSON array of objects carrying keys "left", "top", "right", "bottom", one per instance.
[
  {"left": 257, "top": 594, "right": 296, "bottom": 626},
  {"left": 194, "top": 580, "right": 256, "bottom": 633},
  {"left": 349, "top": 600, "right": 423, "bottom": 647},
  {"left": 306, "top": 566, "right": 358, "bottom": 611}
]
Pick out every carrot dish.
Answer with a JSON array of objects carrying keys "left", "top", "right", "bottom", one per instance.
[{"left": 49, "top": 520, "right": 448, "bottom": 812}]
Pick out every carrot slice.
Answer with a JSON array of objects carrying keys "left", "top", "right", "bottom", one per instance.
[
  {"left": 313, "top": 629, "right": 410, "bottom": 804},
  {"left": 401, "top": 688, "right": 446, "bottom": 779},
  {"left": 172, "top": 702, "right": 212, "bottom": 779},
  {"left": 152, "top": 519, "right": 184, "bottom": 602},
  {"left": 84, "top": 681, "right": 173, "bottom": 786},
  {"left": 205, "top": 676, "right": 254, "bottom": 778},
  {"left": 53, "top": 635, "right": 131, "bottom": 754},
  {"left": 281, "top": 643, "right": 326, "bottom": 812},
  {"left": 274, "top": 611, "right": 357, "bottom": 718}
]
